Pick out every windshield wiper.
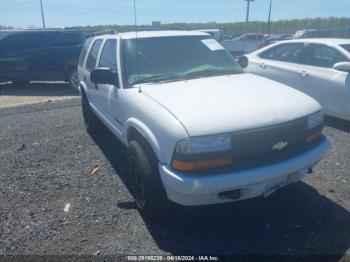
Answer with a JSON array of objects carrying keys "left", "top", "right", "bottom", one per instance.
[
  {"left": 184, "top": 68, "right": 236, "bottom": 79},
  {"left": 131, "top": 74, "right": 186, "bottom": 86}
]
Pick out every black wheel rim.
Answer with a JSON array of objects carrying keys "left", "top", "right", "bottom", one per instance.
[{"left": 129, "top": 156, "right": 146, "bottom": 209}]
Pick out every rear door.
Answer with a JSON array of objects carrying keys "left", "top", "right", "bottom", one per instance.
[
  {"left": 297, "top": 43, "right": 350, "bottom": 119},
  {"left": 45, "top": 31, "right": 84, "bottom": 80},
  {"left": 250, "top": 43, "right": 304, "bottom": 87},
  {"left": 84, "top": 39, "right": 103, "bottom": 106}
]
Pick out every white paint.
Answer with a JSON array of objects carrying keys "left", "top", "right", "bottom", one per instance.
[
  {"left": 64, "top": 203, "right": 70, "bottom": 213},
  {"left": 201, "top": 39, "right": 224, "bottom": 51}
]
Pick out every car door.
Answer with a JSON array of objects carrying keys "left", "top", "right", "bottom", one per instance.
[
  {"left": 45, "top": 32, "right": 84, "bottom": 80},
  {"left": 84, "top": 39, "right": 103, "bottom": 106},
  {"left": 96, "top": 39, "right": 119, "bottom": 118},
  {"left": 297, "top": 43, "right": 350, "bottom": 120},
  {"left": 250, "top": 43, "right": 304, "bottom": 88}
]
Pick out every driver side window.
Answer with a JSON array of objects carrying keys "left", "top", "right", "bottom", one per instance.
[{"left": 99, "top": 39, "right": 117, "bottom": 70}]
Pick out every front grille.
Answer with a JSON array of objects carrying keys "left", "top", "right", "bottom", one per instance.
[
  {"left": 192, "top": 117, "right": 323, "bottom": 176},
  {"left": 231, "top": 117, "right": 309, "bottom": 171}
]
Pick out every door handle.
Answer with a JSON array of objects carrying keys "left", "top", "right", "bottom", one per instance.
[
  {"left": 300, "top": 70, "right": 308, "bottom": 77},
  {"left": 259, "top": 63, "right": 266, "bottom": 69}
]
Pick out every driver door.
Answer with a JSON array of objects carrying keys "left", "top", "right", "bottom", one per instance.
[{"left": 95, "top": 39, "right": 124, "bottom": 136}]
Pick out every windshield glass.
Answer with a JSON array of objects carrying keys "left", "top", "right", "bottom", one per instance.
[
  {"left": 341, "top": 44, "right": 350, "bottom": 54},
  {"left": 122, "top": 35, "right": 243, "bottom": 86}
]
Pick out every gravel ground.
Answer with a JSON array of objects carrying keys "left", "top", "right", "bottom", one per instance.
[
  {"left": 0, "top": 97, "right": 350, "bottom": 258},
  {"left": 0, "top": 82, "right": 79, "bottom": 109}
]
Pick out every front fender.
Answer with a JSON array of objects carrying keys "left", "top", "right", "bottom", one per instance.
[{"left": 124, "top": 118, "right": 163, "bottom": 163}]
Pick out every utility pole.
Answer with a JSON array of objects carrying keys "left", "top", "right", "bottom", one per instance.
[
  {"left": 267, "top": 0, "right": 272, "bottom": 34},
  {"left": 40, "top": 0, "right": 46, "bottom": 29},
  {"left": 245, "top": 0, "right": 255, "bottom": 23}
]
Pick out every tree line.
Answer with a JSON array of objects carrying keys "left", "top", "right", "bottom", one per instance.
[{"left": 2, "top": 17, "right": 350, "bottom": 36}]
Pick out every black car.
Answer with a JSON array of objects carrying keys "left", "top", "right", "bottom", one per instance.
[{"left": 0, "top": 30, "right": 87, "bottom": 89}]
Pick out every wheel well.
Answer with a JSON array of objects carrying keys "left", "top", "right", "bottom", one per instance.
[
  {"left": 127, "top": 127, "right": 143, "bottom": 144},
  {"left": 127, "top": 127, "right": 159, "bottom": 162}
]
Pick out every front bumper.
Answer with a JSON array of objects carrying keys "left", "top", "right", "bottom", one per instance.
[{"left": 159, "top": 138, "right": 331, "bottom": 206}]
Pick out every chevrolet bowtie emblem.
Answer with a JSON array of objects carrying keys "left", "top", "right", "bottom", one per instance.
[{"left": 272, "top": 141, "right": 288, "bottom": 150}]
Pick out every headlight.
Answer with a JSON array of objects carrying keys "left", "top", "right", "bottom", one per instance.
[
  {"left": 172, "top": 134, "right": 232, "bottom": 172},
  {"left": 175, "top": 134, "right": 231, "bottom": 155},
  {"left": 308, "top": 111, "right": 323, "bottom": 130}
]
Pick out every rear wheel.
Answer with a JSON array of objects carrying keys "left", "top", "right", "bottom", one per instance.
[
  {"left": 128, "top": 140, "right": 169, "bottom": 218},
  {"left": 68, "top": 70, "right": 80, "bottom": 91},
  {"left": 81, "top": 93, "right": 100, "bottom": 134}
]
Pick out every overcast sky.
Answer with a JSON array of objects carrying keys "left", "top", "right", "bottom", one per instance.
[{"left": 1, "top": 0, "right": 350, "bottom": 28}]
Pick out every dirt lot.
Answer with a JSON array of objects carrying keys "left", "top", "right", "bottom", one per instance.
[{"left": 0, "top": 83, "right": 350, "bottom": 259}]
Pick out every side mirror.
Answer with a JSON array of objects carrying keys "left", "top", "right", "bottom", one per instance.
[
  {"left": 333, "top": 62, "right": 350, "bottom": 73},
  {"left": 238, "top": 55, "right": 249, "bottom": 69},
  {"left": 90, "top": 68, "right": 117, "bottom": 85}
]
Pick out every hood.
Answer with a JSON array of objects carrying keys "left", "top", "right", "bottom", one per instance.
[{"left": 141, "top": 73, "right": 321, "bottom": 137}]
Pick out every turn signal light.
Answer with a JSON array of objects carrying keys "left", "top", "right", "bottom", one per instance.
[
  {"left": 307, "top": 129, "right": 323, "bottom": 144},
  {"left": 172, "top": 158, "right": 232, "bottom": 172}
]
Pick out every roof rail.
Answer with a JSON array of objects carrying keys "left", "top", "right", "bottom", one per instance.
[{"left": 84, "top": 27, "right": 187, "bottom": 37}]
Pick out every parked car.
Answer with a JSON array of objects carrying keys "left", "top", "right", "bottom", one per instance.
[
  {"left": 242, "top": 38, "right": 350, "bottom": 121},
  {"left": 293, "top": 28, "right": 350, "bottom": 39},
  {"left": 78, "top": 30, "right": 330, "bottom": 217},
  {"left": 221, "top": 33, "right": 265, "bottom": 57},
  {"left": 0, "top": 30, "right": 86, "bottom": 89}
]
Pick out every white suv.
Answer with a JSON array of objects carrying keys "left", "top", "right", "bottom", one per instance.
[{"left": 78, "top": 30, "right": 330, "bottom": 217}]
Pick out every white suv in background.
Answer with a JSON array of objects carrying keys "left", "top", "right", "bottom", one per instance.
[
  {"left": 78, "top": 30, "right": 330, "bottom": 217},
  {"left": 243, "top": 38, "right": 350, "bottom": 121}
]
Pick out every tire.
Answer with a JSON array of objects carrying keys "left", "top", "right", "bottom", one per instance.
[
  {"left": 81, "top": 92, "right": 100, "bottom": 134},
  {"left": 128, "top": 140, "right": 169, "bottom": 218},
  {"left": 68, "top": 69, "right": 80, "bottom": 91}
]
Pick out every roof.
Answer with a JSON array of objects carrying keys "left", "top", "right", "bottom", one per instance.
[
  {"left": 283, "top": 38, "right": 350, "bottom": 45},
  {"left": 97, "top": 30, "right": 210, "bottom": 40}
]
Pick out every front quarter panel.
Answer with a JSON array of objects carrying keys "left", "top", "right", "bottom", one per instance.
[{"left": 121, "top": 88, "right": 189, "bottom": 164}]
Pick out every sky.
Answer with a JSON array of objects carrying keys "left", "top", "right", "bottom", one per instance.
[{"left": 1, "top": 0, "right": 350, "bottom": 28}]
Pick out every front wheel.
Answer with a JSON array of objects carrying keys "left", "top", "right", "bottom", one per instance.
[
  {"left": 128, "top": 140, "right": 169, "bottom": 218},
  {"left": 81, "top": 93, "right": 100, "bottom": 134}
]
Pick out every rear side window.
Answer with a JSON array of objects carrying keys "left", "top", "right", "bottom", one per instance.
[
  {"left": 86, "top": 39, "right": 103, "bottom": 71},
  {"left": 0, "top": 32, "right": 44, "bottom": 51},
  {"left": 340, "top": 44, "right": 350, "bottom": 54},
  {"left": 99, "top": 39, "right": 117, "bottom": 70},
  {"left": 47, "top": 32, "right": 83, "bottom": 47},
  {"left": 303, "top": 44, "right": 348, "bottom": 68},
  {"left": 78, "top": 37, "right": 93, "bottom": 67},
  {"left": 259, "top": 43, "right": 304, "bottom": 63}
]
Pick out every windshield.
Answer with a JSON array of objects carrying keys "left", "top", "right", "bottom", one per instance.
[
  {"left": 122, "top": 35, "right": 243, "bottom": 86},
  {"left": 341, "top": 44, "right": 350, "bottom": 54}
]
